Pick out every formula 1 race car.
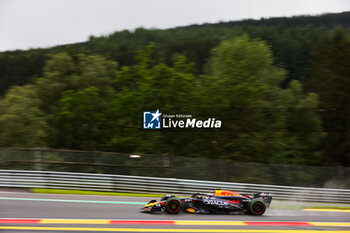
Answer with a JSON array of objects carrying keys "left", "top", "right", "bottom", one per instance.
[{"left": 141, "top": 189, "right": 272, "bottom": 216}]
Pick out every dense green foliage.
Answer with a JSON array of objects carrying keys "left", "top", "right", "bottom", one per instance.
[
  {"left": 0, "top": 12, "right": 349, "bottom": 166},
  {"left": 308, "top": 29, "right": 350, "bottom": 166},
  {"left": 1, "top": 12, "right": 349, "bottom": 95}
]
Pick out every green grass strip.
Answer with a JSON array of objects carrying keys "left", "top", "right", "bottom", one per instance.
[{"left": 31, "top": 188, "right": 164, "bottom": 198}]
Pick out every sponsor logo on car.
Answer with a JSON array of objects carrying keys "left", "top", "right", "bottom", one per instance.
[{"left": 203, "top": 200, "right": 228, "bottom": 205}]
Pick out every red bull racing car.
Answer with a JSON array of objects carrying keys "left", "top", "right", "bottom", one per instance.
[{"left": 141, "top": 189, "right": 272, "bottom": 216}]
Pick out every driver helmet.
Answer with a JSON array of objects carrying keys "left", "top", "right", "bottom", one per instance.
[{"left": 215, "top": 187, "right": 222, "bottom": 196}]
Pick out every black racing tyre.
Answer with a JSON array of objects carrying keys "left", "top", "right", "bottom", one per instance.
[
  {"left": 164, "top": 198, "right": 182, "bottom": 214},
  {"left": 249, "top": 199, "right": 266, "bottom": 216}
]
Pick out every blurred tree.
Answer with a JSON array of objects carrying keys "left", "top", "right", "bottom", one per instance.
[
  {"left": 54, "top": 87, "right": 108, "bottom": 150},
  {"left": 308, "top": 29, "right": 350, "bottom": 166},
  {"left": 282, "top": 80, "right": 324, "bottom": 165},
  {"left": 0, "top": 85, "right": 49, "bottom": 147},
  {"left": 34, "top": 53, "right": 117, "bottom": 148},
  {"left": 198, "top": 35, "right": 324, "bottom": 165},
  {"left": 0, "top": 50, "right": 46, "bottom": 95},
  {"left": 199, "top": 35, "right": 287, "bottom": 162},
  {"left": 106, "top": 45, "right": 198, "bottom": 155},
  {"left": 35, "top": 53, "right": 116, "bottom": 113}
]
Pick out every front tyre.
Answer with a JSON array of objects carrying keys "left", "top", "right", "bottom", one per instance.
[
  {"left": 164, "top": 198, "right": 182, "bottom": 214},
  {"left": 249, "top": 199, "right": 266, "bottom": 216}
]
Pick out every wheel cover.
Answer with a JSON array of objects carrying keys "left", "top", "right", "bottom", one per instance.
[
  {"left": 166, "top": 200, "right": 181, "bottom": 213},
  {"left": 251, "top": 200, "right": 266, "bottom": 215}
]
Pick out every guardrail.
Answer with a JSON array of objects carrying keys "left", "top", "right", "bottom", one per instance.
[{"left": 0, "top": 169, "right": 350, "bottom": 203}]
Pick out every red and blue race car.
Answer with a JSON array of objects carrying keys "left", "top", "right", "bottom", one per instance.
[{"left": 141, "top": 188, "right": 272, "bottom": 216}]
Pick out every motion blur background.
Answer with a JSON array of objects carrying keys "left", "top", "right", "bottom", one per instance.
[{"left": 0, "top": 0, "right": 350, "bottom": 189}]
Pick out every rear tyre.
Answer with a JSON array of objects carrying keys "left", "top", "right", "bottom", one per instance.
[
  {"left": 164, "top": 198, "right": 182, "bottom": 214},
  {"left": 249, "top": 199, "right": 266, "bottom": 216}
]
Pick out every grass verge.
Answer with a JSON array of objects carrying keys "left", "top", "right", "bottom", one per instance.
[{"left": 31, "top": 188, "right": 164, "bottom": 198}]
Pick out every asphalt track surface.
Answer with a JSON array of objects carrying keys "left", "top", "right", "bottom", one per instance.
[{"left": 1, "top": 191, "right": 350, "bottom": 233}]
